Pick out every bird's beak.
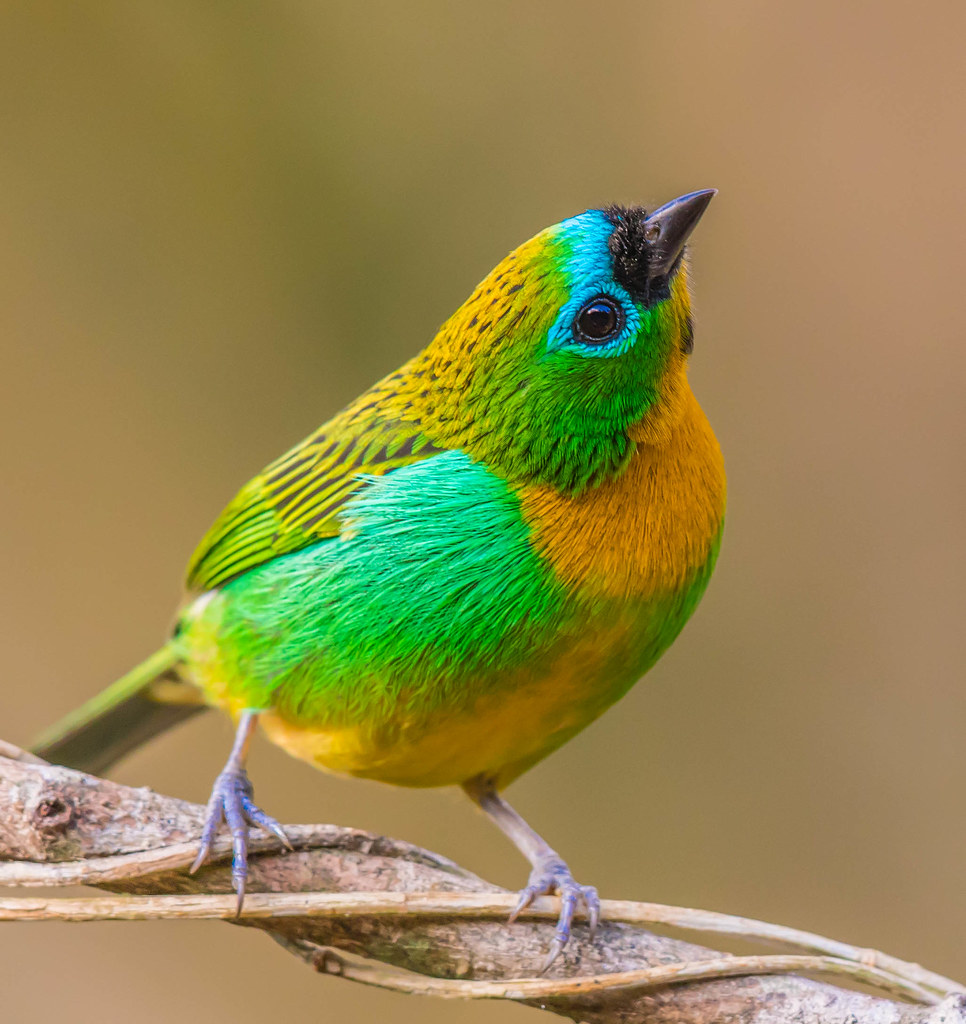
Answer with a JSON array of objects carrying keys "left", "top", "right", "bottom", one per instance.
[{"left": 644, "top": 189, "right": 716, "bottom": 279}]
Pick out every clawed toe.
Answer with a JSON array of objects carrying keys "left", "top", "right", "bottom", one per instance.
[
  {"left": 509, "top": 857, "right": 600, "bottom": 969},
  {"left": 461, "top": 779, "right": 602, "bottom": 970},
  {"left": 189, "top": 765, "right": 289, "bottom": 914}
]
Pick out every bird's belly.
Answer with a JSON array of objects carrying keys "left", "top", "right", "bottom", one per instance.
[{"left": 257, "top": 611, "right": 661, "bottom": 788}]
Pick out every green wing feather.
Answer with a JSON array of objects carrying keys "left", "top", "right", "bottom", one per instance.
[{"left": 186, "top": 370, "right": 445, "bottom": 591}]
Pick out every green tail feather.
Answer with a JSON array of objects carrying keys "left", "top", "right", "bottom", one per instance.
[{"left": 31, "top": 643, "right": 208, "bottom": 775}]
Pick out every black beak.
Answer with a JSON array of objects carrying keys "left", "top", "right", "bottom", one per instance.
[{"left": 644, "top": 189, "right": 716, "bottom": 279}]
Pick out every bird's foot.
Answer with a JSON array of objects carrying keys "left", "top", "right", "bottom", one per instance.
[
  {"left": 189, "top": 765, "right": 291, "bottom": 913},
  {"left": 509, "top": 854, "right": 600, "bottom": 970}
]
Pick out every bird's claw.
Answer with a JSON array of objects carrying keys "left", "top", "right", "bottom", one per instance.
[
  {"left": 508, "top": 855, "right": 600, "bottom": 970},
  {"left": 189, "top": 765, "right": 291, "bottom": 914}
]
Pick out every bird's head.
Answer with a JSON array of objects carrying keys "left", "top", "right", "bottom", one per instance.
[{"left": 421, "top": 190, "right": 715, "bottom": 492}]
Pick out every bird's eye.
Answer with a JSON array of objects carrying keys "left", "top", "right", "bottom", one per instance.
[{"left": 573, "top": 297, "right": 623, "bottom": 344}]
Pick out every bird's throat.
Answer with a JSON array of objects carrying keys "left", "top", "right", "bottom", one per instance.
[{"left": 519, "top": 387, "right": 726, "bottom": 602}]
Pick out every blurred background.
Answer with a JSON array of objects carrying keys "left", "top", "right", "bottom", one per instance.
[{"left": 2, "top": 3, "right": 966, "bottom": 1021}]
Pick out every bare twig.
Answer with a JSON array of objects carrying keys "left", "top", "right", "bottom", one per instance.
[
  {"left": 305, "top": 947, "right": 940, "bottom": 1003},
  {"left": 2, "top": 743, "right": 962, "bottom": 1024},
  {"left": 0, "top": 891, "right": 956, "bottom": 1004}
]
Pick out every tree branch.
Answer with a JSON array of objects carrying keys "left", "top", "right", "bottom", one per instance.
[{"left": 1, "top": 743, "right": 963, "bottom": 1024}]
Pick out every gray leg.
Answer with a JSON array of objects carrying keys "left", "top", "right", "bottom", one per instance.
[
  {"left": 463, "top": 776, "right": 600, "bottom": 969},
  {"left": 189, "top": 710, "right": 290, "bottom": 913}
]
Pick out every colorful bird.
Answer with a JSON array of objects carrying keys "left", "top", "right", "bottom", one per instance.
[{"left": 34, "top": 190, "right": 725, "bottom": 967}]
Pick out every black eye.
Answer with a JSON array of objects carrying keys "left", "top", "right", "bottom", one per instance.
[{"left": 574, "top": 297, "right": 623, "bottom": 344}]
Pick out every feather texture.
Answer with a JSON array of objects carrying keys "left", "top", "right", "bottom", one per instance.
[
  {"left": 180, "top": 439, "right": 722, "bottom": 787},
  {"left": 186, "top": 368, "right": 445, "bottom": 591}
]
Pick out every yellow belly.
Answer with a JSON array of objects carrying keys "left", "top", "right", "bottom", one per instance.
[{"left": 258, "top": 618, "right": 643, "bottom": 788}]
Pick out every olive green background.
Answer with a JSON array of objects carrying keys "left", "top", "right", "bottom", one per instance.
[{"left": 2, "top": 4, "right": 965, "bottom": 1021}]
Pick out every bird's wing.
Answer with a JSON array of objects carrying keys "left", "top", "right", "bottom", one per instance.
[{"left": 186, "top": 397, "right": 445, "bottom": 592}]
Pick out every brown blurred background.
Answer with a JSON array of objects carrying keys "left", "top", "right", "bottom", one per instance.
[{"left": 2, "top": 3, "right": 966, "bottom": 1021}]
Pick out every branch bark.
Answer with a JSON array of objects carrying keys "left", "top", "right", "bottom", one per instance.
[{"left": 1, "top": 743, "right": 963, "bottom": 1024}]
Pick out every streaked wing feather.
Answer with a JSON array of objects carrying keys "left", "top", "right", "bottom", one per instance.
[{"left": 186, "top": 385, "right": 445, "bottom": 591}]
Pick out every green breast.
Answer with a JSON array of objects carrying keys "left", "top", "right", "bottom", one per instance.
[{"left": 182, "top": 452, "right": 565, "bottom": 722}]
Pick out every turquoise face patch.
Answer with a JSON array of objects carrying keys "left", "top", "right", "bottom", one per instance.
[{"left": 545, "top": 210, "right": 652, "bottom": 359}]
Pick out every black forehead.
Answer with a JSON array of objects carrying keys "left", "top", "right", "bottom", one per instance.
[{"left": 602, "top": 204, "right": 652, "bottom": 300}]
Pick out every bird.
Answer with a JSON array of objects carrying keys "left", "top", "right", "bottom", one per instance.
[{"left": 33, "top": 189, "right": 725, "bottom": 968}]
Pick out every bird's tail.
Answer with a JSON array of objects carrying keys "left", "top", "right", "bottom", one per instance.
[{"left": 31, "top": 642, "right": 208, "bottom": 775}]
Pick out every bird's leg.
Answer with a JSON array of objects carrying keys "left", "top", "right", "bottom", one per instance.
[
  {"left": 189, "top": 710, "right": 291, "bottom": 913},
  {"left": 463, "top": 776, "right": 600, "bottom": 970}
]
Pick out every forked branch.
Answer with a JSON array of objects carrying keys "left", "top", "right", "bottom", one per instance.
[{"left": 1, "top": 742, "right": 962, "bottom": 1024}]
